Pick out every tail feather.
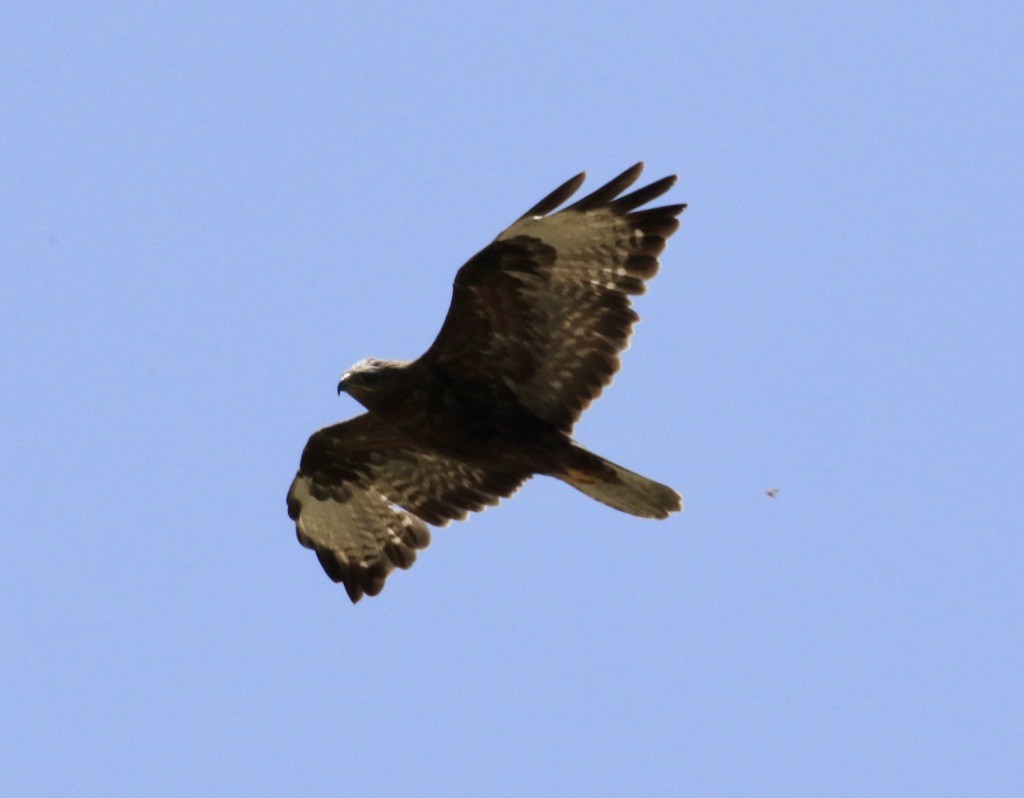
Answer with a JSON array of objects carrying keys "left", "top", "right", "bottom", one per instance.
[{"left": 556, "top": 445, "right": 682, "bottom": 519}]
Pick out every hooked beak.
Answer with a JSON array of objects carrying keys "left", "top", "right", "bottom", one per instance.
[{"left": 337, "top": 373, "right": 350, "bottom": 395}]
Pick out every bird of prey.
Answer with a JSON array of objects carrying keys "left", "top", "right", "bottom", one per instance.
[
  {"left": 766, "top": 488, "right": 779, "bottom": 499},
  {"left": 287, "top": 163, "right": 686, "bottom": 602}
]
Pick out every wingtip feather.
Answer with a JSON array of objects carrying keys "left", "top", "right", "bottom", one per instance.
[
  {"left": 568, "top": 163, "right": 646, "bottom": 211},
  {"left": 519, "top": 171, "right": 587, "bottom": 219}
]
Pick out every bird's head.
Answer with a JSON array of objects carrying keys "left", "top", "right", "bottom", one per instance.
[
  {"left": 337, "top": 357, "right": 408, "bottom": 408},
  {"left": 337, "top": 357, "right": 386, "bottom": 396}
]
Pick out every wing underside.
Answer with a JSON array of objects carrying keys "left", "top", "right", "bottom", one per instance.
[
  {"left": 422, "top": 163, "right": 685, "bottom": 432},
  {"left": 287, "top": 414, "right": 528, "bottom": 601}
]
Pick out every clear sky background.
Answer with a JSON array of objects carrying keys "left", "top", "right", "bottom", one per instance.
[{"left": 2, "top": 3, "right": 1021, "bottom": 796}]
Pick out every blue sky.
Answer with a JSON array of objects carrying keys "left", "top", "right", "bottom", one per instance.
[{"left": 2, "top": 3, "right": 1021, "bottom": 795}]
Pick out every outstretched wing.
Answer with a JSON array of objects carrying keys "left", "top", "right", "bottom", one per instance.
[
  {"left": 421, "top": 163, "right": 685, "bottom": 432},
  {"left": 286, "top": 413, "right": 528, "bottom": 602}
]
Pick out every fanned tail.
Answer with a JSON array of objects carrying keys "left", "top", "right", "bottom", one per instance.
[{"left": 555, "top": 444, "right": 682, "bottom": 519}]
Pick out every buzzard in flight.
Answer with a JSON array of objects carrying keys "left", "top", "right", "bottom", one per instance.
[{"left": 288, "top": 163, "right": 685, "bottom": 602}]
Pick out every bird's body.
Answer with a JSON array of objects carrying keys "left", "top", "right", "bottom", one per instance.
[
  {"left": 341, "top": 357, "right": 559, "bottom": 464},
  {"left": 288, "top": 163, "right": 686, "bottom": 602}
]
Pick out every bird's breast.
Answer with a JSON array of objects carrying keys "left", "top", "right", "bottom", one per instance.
[{"left": 367, "top": 370, "right": 561, "bottom": 465}]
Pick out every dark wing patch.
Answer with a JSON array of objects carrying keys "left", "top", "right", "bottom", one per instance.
[
  {"left": 287, "top": 413, "right": 528, "bottom": 602},
  {"left": 421, "top": 163, "right": 685, "bottom": 432}
]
